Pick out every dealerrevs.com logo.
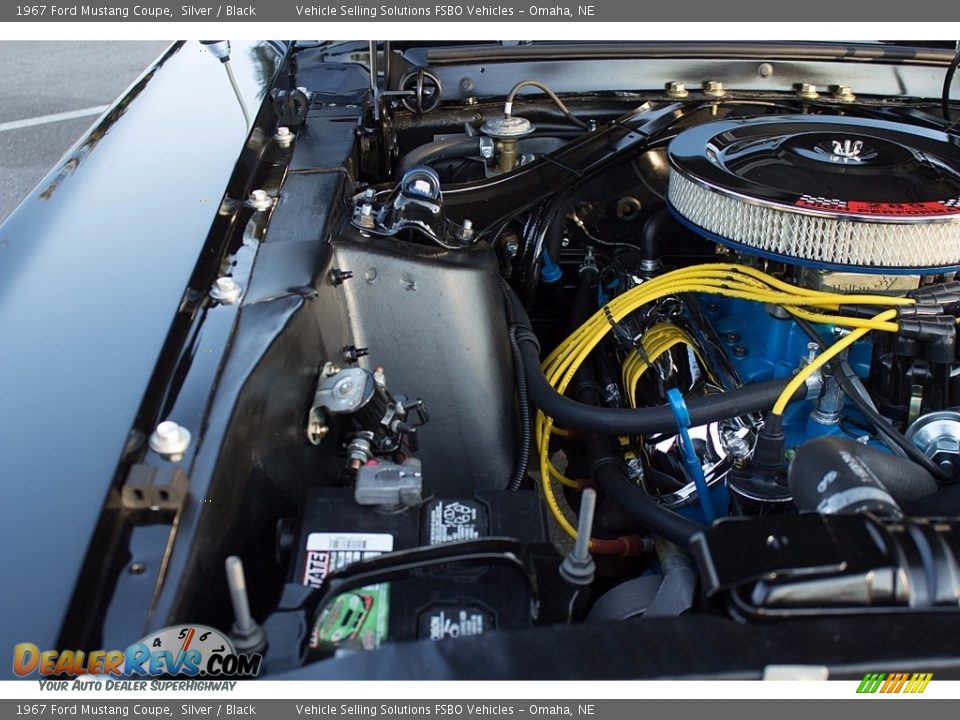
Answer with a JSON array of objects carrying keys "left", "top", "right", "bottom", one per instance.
[
  {"left": 857, "top": 672, "right": 933, "bottom": 694},
  {"left": 13, "top": 625, "right": 261, "bottom": 680}
]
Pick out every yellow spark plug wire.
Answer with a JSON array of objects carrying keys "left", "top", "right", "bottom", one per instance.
[{"left": 534, "top": 263, "right": 909, "bottom": 543}]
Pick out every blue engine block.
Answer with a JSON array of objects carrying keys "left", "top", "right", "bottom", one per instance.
[{"left": 699, "top": 294, "right": 877, "bottom": 453}]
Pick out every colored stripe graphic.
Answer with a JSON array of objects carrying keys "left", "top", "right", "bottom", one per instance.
[
  {"left": 857, "top": 673, "right": 885, "bottom": 693},
  {"left": 891, "top": 673, "right": 909, "bottom": 693},
  {"left": 857, "top": 672, "right": 932, "bottom": 694},
  {"left": 907, "top": 673, "right": 933, "bottom": 694}
]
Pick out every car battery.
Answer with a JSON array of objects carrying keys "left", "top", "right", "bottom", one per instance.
[{"left": 292, "top": 488, "right": 546, "bottom": 650}]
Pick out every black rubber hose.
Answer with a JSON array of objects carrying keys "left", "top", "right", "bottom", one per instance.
[
  {"left": 525, "top": 191, "right": 573, "bottom": 301},
  {"left": 531, "top": 122, "right": 590, "bottom": 134},
  {"left": 792, "top": 316, "right": 951, "bottom": 483},
  {"left": 789, "top": 436, "right": 938, "bottom": 513},
  {"left": 505, "top": 79, "right": 589, "bottom": 129},
  {"left": 585, "top": 421, "right": 705, "bottom": 546},
  {"left": 843, "top": 448, "right": 938, "bottom": 503},
  {"left": 570, "top": 265, "right": 599, "bottom": 332},
  {"left": 835, "top": 361, "right": 950, "bottom": 482},
  {"left": 501, "top": 278, "right": 532, "bottom": 491},
  {"left": 507, "top": 327, "right": 533, "bottom": 491},
  {"left": 397, "top": 137, "right": 482, "bottom": 175},
  {"left": 503, "top": 279, "right": 704, "bottom": 543},
  {"left": 543, "top": 196, "right": 572, "bottom": 277},
  {"left": 500, "top": 278, "right": 805, "bottom": 436},
  {"left": 572, "top": 346, "right": 706, "bottom": 545},
  {"left": 639, "top": 209, "right": 713, "bottom": 268},
  {"left": 942, "top": 46, "right": 960, "bottom": 123},
  {"left": 517, "top": 334, "right": 804, "bottom": 436}
]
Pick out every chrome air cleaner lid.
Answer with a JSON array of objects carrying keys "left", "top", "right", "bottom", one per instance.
[{"left": 666, "top": 115, "right": 960, "bottom": 273}]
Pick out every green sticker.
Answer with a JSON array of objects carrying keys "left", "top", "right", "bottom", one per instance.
[{"left": 315, "top": 583, "right": 390, "bottom": 650}]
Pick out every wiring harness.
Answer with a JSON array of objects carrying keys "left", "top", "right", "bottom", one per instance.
[{"left": 532, "top": 262, "right": 914, "bottom": 548}]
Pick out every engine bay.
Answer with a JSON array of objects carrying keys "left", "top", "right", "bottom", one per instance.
[{"left": 66, "top": 42, "right": 960, "bottom": 677}]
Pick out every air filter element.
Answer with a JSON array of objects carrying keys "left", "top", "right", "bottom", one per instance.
[{"left": 667, "top": 115, "right": 960, "bottom": 273}]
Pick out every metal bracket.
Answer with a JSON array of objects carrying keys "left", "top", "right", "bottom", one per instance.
[
  {"left": 121, "top": 464, "right": 188, "bottom": 518},
  {"left": 350, "top": 167, "right": 477, "bottom": 250}
]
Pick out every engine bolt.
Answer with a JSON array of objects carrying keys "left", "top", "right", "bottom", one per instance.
[
  {"left": 703, "top": 80, "right": 726, "bottom": 98},
  {"left": 358, "top": 202, "right": 376, "bottom": 229},
  {"left": 459, "top": 219, "right": 475, "bottom": 242},
  {"left": 148, "top": 421, "right": 191, "bottom": 461},
  {"left": 832, "top": 85, "right": 856, "bottom": 103},
  {"left": 273, "top": 126, "right": 294, "bottom": 147},
  {"left": 209, "top": 276, "right": 243, "bottom": 304},
  {"left": 797, "top": 83, "right": 819, "bottom": 100},
  {"left": 246, "top": 189, "right": 274, "bottom": 211},
  {"left": 344, "top": 345, "right": 369, "bottom": 363},
  {"left": 733, "top": 345, "right": 749, "bottom": 357},
  {"left": 307, "top": 421, "right": 329, "bottom": 443},
  {"left": 757, "top": 63, "right": 774, "bottom": 78},
  {"left": 665, "top": 81, "right": 689, "bottom": 98},
  {"left": 626, "top": 457, "right": 645, "bottom": 483},
  {"left": 330, "top": 268, "right": 354, "bottom": 286},
  {"left": 347, "top": 437, "right": 373, "bottom": 465},
  {"left": 723, "top": 332, "right": 740, "bottom": 343},
  {"left": 723, "top": 431, "right": 751, "bottom": 460}
]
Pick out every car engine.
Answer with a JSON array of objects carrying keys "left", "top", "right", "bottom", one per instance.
[{"left": 59, "top": 43, "right": 960, "bottom": 676}]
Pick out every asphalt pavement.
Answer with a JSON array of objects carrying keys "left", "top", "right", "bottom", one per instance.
[{"left": 0, "top": 41, "right": 170, "bottom": 222}]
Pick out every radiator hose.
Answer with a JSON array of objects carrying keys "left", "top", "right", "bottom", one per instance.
[{"left": 788, "top": 436, "right": 939, "bottom": 516}]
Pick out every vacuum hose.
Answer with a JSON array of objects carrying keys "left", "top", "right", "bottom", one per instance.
[
  {"left": 588, "top": 436, "right": 706, "bottom": 545},
  {"left": 397, "top": 137, "right": 482, "bottom": 175},
  {"left": 516, "top": 333, "right": 804, "bottom": 436}
]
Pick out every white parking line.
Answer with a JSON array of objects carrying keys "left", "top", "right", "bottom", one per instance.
[{"left": 0, "top": 105, "right": 110, "bottom": 134}]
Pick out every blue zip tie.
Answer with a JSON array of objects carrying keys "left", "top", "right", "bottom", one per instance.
[{"left": 665, "top": 388, "right": 716, "bottom": 523}]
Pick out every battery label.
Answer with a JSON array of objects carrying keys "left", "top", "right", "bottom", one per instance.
[
  {"left": 421, "top": 606, "right": 492, "bottom": 641},
  {"left": 425, "top": 500, "right": 485, "bottom": 545},
  {"left": 301, "top": 532, "right": 393, "bottom": 650}
]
